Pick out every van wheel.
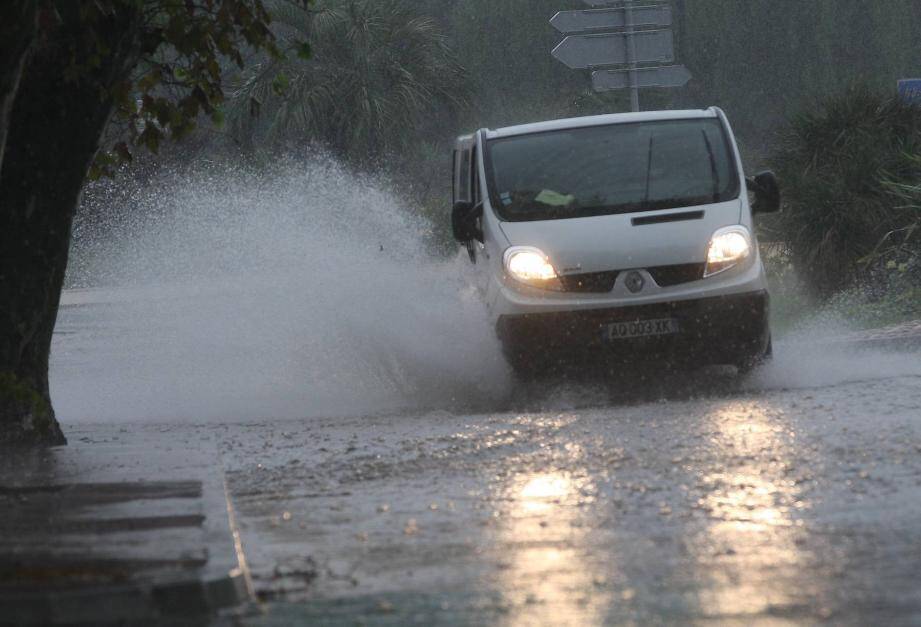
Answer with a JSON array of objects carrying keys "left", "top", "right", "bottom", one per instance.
[
  {"left": 502, "top": 342, "right": 546, "bottom": 381},
  {"left": 736, "top": 336, "right": 772, "bottom": 375},
  {"left": 505, "top": 351, "right": 539, "bottom": 380}
]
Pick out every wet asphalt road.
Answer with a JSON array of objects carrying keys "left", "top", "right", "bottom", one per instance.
[{"left": 67, "top": 359, "right": 921, "bottom": 625}]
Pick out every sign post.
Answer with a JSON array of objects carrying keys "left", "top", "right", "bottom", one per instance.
[
  {"left": 624, "top": 1, "right": 640, "bottom": 111},
  {"left": 550, "top": 0, "right": 690, "bottom": 112}
]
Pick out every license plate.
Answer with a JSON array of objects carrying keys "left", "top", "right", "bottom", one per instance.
[{"left": 603, "top": 318, "right": 680, "bottom": 341}]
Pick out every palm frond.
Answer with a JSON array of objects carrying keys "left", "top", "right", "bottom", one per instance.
[
  {"left": 227, "top": 0, "right": 467, "bottom": 163},
  {"left": 769, "top": 84, "right": 921, "bottom": 295}
]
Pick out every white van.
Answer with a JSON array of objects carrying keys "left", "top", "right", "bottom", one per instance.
[{"left": 451, "top": 108, "right": 780, "bottom": 375}]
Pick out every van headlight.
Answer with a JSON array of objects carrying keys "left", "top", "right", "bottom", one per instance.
[
  {"left": 704, "top": 226, "right": 752, "bottom": 277},
  {"left": 503, "top": 246, "right": 563, "bottom": 290}
]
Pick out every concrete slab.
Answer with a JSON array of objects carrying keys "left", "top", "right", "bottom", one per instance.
[{"left": 0, "top": 443, "right": 253, "bottom": 624}]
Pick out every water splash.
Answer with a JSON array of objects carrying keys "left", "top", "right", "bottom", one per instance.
[
  {"left": 748, "top": 339, "right": 921, "bottom": 393},
  {"left": 51, "top": 158, "right": 919, "bottom": 424},
  {"left": 52, "top": 157, "right": 509, "bottom": 423}
]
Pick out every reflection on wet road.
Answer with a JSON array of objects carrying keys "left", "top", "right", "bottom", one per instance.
[
  {"left": 491, "top": 466, "right": 608, "bottom": 625},
  {"left": 67, "top": 363, "right": 921, "bottom": 625},
  {"left": 693, "top": 404, "right": 809, "bottom": 619}
]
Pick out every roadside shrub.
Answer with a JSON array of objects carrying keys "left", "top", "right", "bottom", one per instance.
[
  {"left": 767, "top": 85, "right": 921, "bottom": 296},
  {"left": 877, "top": 169, "right": 921, "bottom": 264}
]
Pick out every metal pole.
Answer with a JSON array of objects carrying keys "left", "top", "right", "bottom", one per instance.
[{"left": 624, "top": 0, "right": 640, "bottom": 112}]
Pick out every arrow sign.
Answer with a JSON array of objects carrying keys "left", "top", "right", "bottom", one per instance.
[
  {"left": 551, "top": 6, "right": 671, "bottom": 34},
  {"left": 552, "top": 30, "right": 674, "bottom": 70},
  {"left": 592, "top": 65, "right": 692, "bottom": 91}
]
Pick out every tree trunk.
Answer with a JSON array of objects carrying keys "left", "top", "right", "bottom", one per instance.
[
  {"left": 0, "top": 4, "right": 141, "bottom": 446},
  {"left": 0, "top": 1, "right": 38, "bottom": 170}
]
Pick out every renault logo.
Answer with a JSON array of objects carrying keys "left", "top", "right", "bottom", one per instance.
[{"left": 625, "top": 271, "right": 645, "bottom": 293}]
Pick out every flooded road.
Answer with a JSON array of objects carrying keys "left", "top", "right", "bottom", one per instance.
[
  {"left": 63, "top": 351, "right": 921, "bottom": 624},
  {"left": 51, "top": 162, "right": 921, "bottom": 622}
]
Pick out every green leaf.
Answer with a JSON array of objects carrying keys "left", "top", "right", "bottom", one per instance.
[
  {"left": 211, "top": 107, "right": 225, "bottom": 128},
  {"left": 138, "top": 125, "right": 163, "bottom": 154},
  {"left": 97, "top": 0, "right": 283, "bottom": 163},
  {"left": 114, "top": 142, "right": 133, "bottom": 163},
  {"left": 137, "top": 69, "right": 162, "bottom": 92},
  {"left": 271, "top": 72, "right": 290, "bottom": 95}
]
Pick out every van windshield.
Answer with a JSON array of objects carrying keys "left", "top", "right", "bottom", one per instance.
[{"left": 484, "top": 118, "right": 739, "bottom": 221}]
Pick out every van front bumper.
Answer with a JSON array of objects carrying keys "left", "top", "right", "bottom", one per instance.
[{"left": 496, "top": 290, "right": 770, "bottom": 369}]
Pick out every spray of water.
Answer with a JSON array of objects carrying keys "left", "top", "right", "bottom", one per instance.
[
  {"left": 51, "top": 156, "right": 919, "bottom": 424},
  {"left": 52, "top": 157, "right": 510, "bottom": 423},
  {"left": 748, "top": 313, "right": 921, "bottom": 391}
]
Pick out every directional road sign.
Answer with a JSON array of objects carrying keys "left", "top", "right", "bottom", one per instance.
[
  {"left": 551, "top": 6, "right": 671, "bottom": 34},
  {"left": 592, "top": 64, "right": 691, "bottom": 91},
  {"left": 552, "top": 29, "right": 674, "bottom": 70}
]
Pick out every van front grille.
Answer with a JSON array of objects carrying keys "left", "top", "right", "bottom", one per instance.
[
  {"left": 557, "top": 264, "right": 705, "bottom": 293},
  {"left": 559, "top": 271, "right": 620, "bottom": 293},
  {"left": 648, "top": 263, "right": 705, "bottom": 287}
]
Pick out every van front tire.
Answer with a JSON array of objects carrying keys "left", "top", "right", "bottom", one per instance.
[
  {"left": 736, "top": 335, "right": 772, "bottom": 375},
  {"left": 502, "top": 343, "right": 543, "bottom": 380}
]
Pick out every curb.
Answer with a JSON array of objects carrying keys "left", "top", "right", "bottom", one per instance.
[{"left": 0, "top": 444, "right": 253, "bottom": 624}]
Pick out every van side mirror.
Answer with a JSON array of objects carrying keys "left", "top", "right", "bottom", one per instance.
[
  {"left": 452, "top": 201, "right": 483, "bottom": 242},
  {"left": 747, "top": 170, "right": 781, "bottom": 214}
]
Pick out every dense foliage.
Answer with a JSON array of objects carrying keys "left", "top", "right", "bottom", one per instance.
[
  {"left": 228, "top": 0, "right": 464, "bottom": 163},
  {"left": 89, "top": 0, "right": 293, "bottom": 177},
  {"left": 767, "top": 87, "right": 921, "bottom": 296}
]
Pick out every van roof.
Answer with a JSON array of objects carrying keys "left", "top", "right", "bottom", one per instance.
[{"left": 480, "top": 108, "right": 719, "bottom": 140}]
